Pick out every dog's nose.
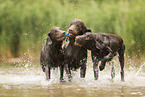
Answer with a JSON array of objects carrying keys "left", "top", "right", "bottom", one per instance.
[
  {"left": 62, "top": 31, "right": 66, "bottom": 34},
  {"left": 75, "top": 36, "right": 79, "bottom": 41},
  {"left": 69, "top": 28, "right": 73, "bottom": 32}
]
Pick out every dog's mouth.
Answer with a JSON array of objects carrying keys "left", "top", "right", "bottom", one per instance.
[
  {"left": 57, "top": 37, "right": 65, "bottom": 41},
  {"left": 57, "top": 33, "right": 75, "bottom": 41},
  {"left": 67, "top": 33, "right": 75, "bottom": 37},
  {"left": 74, "top": 42, "right": 82, "bottom": 47}
]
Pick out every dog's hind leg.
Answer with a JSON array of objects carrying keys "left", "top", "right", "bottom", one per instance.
[
  {"left": 40, "top": 53, "right": 46, "bottom": 72},
  {"left": 110, "top": 61, "right": 115, "bottom": 79},
  {"left": 118, "top": 43, "right": 125, "bottom": 82},
  {"left": 45, "top": 64, "right": 51, "bottom": 80}
]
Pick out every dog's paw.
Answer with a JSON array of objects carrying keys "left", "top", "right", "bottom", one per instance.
[{"left": 99, "top": 65, "right": 105, "bottom": 71}]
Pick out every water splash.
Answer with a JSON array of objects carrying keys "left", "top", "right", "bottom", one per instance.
[{"left": 0, "top": 58, "right": 145, "bottom": 88}]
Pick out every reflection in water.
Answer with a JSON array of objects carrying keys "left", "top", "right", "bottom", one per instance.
[{"left": 0, "top": 58, "right": 145, "bottom": 97}]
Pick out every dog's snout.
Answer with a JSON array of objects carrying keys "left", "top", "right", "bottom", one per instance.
[{"left": 75, "top": 36, "right": 78, "bottom": 39}]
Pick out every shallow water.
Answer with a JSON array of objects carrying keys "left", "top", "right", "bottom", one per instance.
[{"left": 0, "top": 58, "right": 145, "bottom": 97}]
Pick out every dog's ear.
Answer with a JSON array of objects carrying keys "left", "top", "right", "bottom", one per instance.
[
  {"left": 95, "top": 39, "right": 104, "bottom": 51},
  {"left": 95, "top": 41, "right": 101, "bottom": 50},
  {"left": 81, "top": 25, "right": 87, "bottom": 34},
  {"left": 46, "top": 33, "right": 52, "bottom": 45},
  {"left": 86, "top": 28, "right": 92, "bottom": 32}
]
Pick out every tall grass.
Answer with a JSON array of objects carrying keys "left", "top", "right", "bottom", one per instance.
[{"left": 0, "top": 0, "right": 145, "bottom": 58}]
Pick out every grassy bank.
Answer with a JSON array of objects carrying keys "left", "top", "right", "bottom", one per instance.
[{"left": 0, "top": 0, "right": 145, "bottom": 59}]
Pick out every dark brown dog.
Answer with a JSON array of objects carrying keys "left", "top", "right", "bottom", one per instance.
[
  {"left": 75, "top": 32, "right": 125, "bottom": 81},
  {"left": 64, "top": 19, "right": 92, "bottom": 81},
  {"left": 40, "top": 27, "right": 66, "bottom": 81}
]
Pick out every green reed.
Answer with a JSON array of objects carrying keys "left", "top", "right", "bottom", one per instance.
[{"left": 0, "top": 0, "right": 145, "bottom": 58}]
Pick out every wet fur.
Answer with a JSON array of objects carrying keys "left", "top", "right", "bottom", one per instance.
[
  {"left": 40, "top": 27, "right": 65, "bottom": 81},
  {"left": 64, "top": 19, "right": 92, "bottom": 81},
  {"left": 75, "top": 32, "right": 125, "bottom": 81}
]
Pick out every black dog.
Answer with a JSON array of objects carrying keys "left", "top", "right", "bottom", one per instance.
[
  {"left": 64, "top": 19, "right": 91, "bottom": 81},
  {"left": 40, "top": 27, "right": 66, "bottom": 81},
  {"left": 75, "top": 32, "right": 125, "bottom": 81}
]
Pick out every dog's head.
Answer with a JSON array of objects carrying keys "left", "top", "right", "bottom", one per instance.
[
  {"left": 47, "top": 27, "right": 66, "bottom": 45},
  {"left": 75, "top": 33, "right": 112, "bottom": 52},
  {"left": 68, "top": 19, "right": 91, "bottom": 36},
  {"left": 74, "top": 33, "right": 96, "bottom": 50}
]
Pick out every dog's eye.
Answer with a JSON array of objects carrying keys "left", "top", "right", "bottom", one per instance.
[
  {"left": 86, "top": 36, "right": 90, "bottom": 40},
  {"left": 85, "top": 35, "right": 90, "bottom": 40},
  {"left": 76, "top": 25, "right": 80, "bottom": 27},
  {"left": 86, "top": 37, "right": 89, "bottom": 40}
]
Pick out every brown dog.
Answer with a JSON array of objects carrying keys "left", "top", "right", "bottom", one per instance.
[
  {"left": 75, "top": 32, "right": 125, "bottom": 81},
  {"left": 64, "top": 19, "right": 92, "bottom": 81},
  {"left": 40, "top": 27, "right": 66, "bottom": 81}
]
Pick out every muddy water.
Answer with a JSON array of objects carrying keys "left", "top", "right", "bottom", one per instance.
[{"left": 0, "top": 59, "right": 145, "bottom": 97}]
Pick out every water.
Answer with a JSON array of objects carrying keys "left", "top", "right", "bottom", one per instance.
[{"left": 0, "top": 57, "right": 145, "bottom": 97}]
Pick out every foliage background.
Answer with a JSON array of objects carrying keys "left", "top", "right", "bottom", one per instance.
[{"left": 0, "top": 0, "right": 145, "bottom": 60}]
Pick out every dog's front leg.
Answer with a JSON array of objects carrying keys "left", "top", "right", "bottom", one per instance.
[
  {"left": 103, "top": 52, "right": 114, "bottom": 61},
  {"left": 59, "top": 65, "right": 64, "bottom": 81},
  {"left": 45, "top": 64, "right": 51, "bottom": 80},
  {"left": 80, "top": 58, "right": 87, "bottom": 78},
  {"left": 91, "top": 53, "right": 99, "bottom": 80},
  {"left": 93, "top": 59, "right": 99, "bottom": 80},
  {"left": 65, "top": 64, "right": 72, "bottom": 82},
  {"left": 109, "top": 61, "right": 115, "bottom": 79},
  {"left": 99, "top": 60, "right": 107, "bottom": 71}
]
